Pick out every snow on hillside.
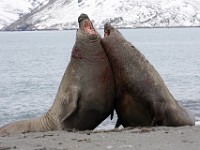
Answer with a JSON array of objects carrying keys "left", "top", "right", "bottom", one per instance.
[
  {"left": 0, "top": 0, "right": 49, "bottom": 29},
  {"left": 32, "top": 0, "right": 79, "bottom": 30},
  {"left": 1, "top": 0, "right": 200, "bottom": 31}
]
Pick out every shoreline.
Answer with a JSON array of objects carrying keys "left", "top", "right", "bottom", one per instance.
[
  {"left": 1, "top": 26, "right": 200, "bottom": 32},
  {"left": 0, "top": 126, "right": 199, "bottom": 150}
]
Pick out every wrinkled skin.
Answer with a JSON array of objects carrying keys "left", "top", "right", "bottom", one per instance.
[
  {"left": 101, "top": 23, "right": 195, "bottom": 127},
  {"left": 0, "top": 14, "right": 115, "bottom": 135}
]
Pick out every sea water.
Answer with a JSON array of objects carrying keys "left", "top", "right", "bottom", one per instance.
[{"left": 0, "top": 28, "right": 199, "bottom": 130}]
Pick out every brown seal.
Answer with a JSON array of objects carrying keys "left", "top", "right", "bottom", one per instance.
[
  {"left": 0, "top": 14, "right": 115, "bottom": 134},
  {"left": 101, "top": 23, "right": 195, "bottom": 127}
]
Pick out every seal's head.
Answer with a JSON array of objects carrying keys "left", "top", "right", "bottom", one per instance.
[
  {"left": 104, "top": 23, "right": 115, "bottom": 37},
  {"left": 102, "top": 22, "right": 123, "bottom": 47},
  {"left": 73, "top": 14, "right": 101, "bottom": 59},
  {"left": 78, "top": 13, "right": 95, "bottom": 34}
]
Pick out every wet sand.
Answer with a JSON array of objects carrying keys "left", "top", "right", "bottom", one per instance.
[{"left": 0, "top": 126, "right": 199, "bottom": 150}]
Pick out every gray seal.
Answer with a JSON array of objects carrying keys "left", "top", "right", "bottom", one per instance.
[
  {"left": 101, "top": 23, "right": 195, "bottom": 127},
  {"left": 0, "top": 14, "right": 115, "bottom": 134}
]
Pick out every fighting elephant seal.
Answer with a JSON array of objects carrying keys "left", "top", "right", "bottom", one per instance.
[
  {"left": 0, "top": 14, "right": 115, "bottom": 134},
  {"left": 101, "top": 23, "right": 195, "bottom": 127}
]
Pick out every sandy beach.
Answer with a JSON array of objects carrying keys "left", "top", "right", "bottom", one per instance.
[{"left": 0, "top": 126, "right": 199, "bottom": 150}]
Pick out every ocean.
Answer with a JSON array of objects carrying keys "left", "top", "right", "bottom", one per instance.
[{"left": 0, "top": 28, "right": 199, "bottom": 129}]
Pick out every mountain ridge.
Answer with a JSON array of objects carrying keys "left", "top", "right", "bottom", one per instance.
[
  {"left": 1, "top": 0, "right": 200, "bottom": 31},
  {"left": 0, "top": 0, "right": 49, "bottom": 29}
]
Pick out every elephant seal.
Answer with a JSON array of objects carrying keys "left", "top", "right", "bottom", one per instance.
[
  {"left": 0, "top": 14, "right": 115, "bottom": 134},
  {"left": 101, "top": 23, "right": 195, "bottom": 127}
]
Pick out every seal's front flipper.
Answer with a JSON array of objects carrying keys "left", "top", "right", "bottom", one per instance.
[
  {"left": 59, "top": 89, "right": 80, "bottom": 123},
  {"left": 151, "top": 102, "right": 166, "bottom": 126}
]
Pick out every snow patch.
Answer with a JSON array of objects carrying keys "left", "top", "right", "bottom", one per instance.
[{"left": 1, "top": 0, "right": 200, "bottom": 30}]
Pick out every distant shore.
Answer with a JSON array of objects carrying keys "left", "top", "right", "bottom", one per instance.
[
  {"left": 1, "top": 26, "right": 200, "bottom": 32},
  {"left": 0, "top": 126, "right": 199, "bottom": 150}
]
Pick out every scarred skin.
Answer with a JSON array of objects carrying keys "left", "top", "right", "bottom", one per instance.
[
  {"left": 0, "top": 14, "right": 115, "bottom": 134},
  {"left": 101, "top": 23, "right": 195, "bottom": 127}
]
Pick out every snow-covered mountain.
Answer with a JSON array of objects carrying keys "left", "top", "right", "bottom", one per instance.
[
  {"left": 1, "top": 0, "right": 200, "bottom": 31},
  {"left": 0, "top": 0, "right": 49, "bottom": 29}
]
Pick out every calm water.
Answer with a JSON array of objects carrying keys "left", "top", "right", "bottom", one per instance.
[{"left": 0, "top": 28, "right": 200, "bottom": 129}]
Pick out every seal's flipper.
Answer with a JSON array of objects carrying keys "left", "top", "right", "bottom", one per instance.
[{"left": 59, "top": 89, "right": 80, "bottom": 123}]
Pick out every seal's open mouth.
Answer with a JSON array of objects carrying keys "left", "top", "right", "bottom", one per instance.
[
  {"left": 104, "top": 23, "right": 114, "bottom": 37},
  {"left": 104, "top": 28, "right": 110, "bottom": 37},
  {"left": 82, "top": 19, "right": 95, "bottom": 34},
  {"left": 78, "top": 14, "right": 95, "bottom": 34}
]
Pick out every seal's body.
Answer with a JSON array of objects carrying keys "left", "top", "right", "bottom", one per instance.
[
  {"left": 0, "top": 14, "right": 115, "bottom": 134},
  {"left": 101, "top": 23, "right": 195, "bottom": 127}
]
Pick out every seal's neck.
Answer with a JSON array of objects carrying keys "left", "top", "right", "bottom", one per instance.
[{"left": 71, "top": 31, "right": 105, "bottom": 63}]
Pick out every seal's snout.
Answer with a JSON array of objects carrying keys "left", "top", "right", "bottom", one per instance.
[
  {"left": 78, "top": 13, "right": 95, "bottom": 35},
  {"left": 78, "top": 13, "right": 89, "bottom": 23},
  {"left": 104, "top": 22, "right": 111, "bottom": 28},
  {"left": 104, "top": 22, "right": 114, "bottom": 37}
]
